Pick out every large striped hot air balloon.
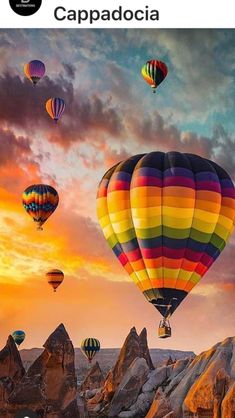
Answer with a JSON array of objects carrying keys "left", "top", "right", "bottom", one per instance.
[
  {"left": 22, "top": 184, "right": 59, "bottom": 230},
  {"left": 46, "top": 98, "right": 65, "bottom": 123},
  {"left": 81, "top": 338, "right": 100, "bottom": 364},
  {"left": 97, "top": 152, "right": 235, "bottom": 338},
  {"left": 12, "top": 330, "right": 25, "bottom": 347},
  {"left": 24, "top": 60, "right": 46, "bottom": 86},
  {"left": 141, "top": 60, "right": 168, "bottom": 93},
  {"left": 46, "top": 269, "right": 64, "bottom": 292}
]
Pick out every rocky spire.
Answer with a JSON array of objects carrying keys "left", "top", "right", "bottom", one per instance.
[
  {"left": 0, "top": 335, "right": 25, "bottom": 410},
  {"left": 7, "top": 323, "right": 79, "bottom": 417},
  {"left": 139, "top": 327, "right": 154, "bottom": 370},
  {"left": 81, "top": 361, "right": 104, "bottom": 391}
]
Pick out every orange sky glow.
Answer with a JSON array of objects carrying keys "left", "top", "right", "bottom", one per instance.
[{"left": 0, "top": 29, "right": 234, "bottom": 354}]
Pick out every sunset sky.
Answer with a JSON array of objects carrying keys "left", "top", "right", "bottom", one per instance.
[{"left": 0, "top": 29, "right": 234, "bottom": 354}]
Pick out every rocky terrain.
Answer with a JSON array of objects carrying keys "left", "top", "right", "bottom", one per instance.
[
  {"left": 84, "top": 328, "right": 235, "bottom": 418},
  {"left": 20, "top": 347, "right": 194, "bottom": 382},
  {"left": 0, "top": 324, "right": 234, "bottom": 417},
  {"left": 0, "top": 324, "right": 86, "bottom": 417}
]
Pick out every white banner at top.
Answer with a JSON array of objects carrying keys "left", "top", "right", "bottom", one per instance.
[{"left": 1, "top": 0, "right": 235, "bottom": 28}]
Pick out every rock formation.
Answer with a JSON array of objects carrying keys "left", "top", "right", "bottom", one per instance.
[
  {"left": 165, "top": 356, "right": 175, "bottom": 366},
  {"left": 0, "top": 326, "right": 234, "bottom": 418},
  {"left": 103, "top": 327, "right": 154, "bottom": 401},
  {"left": 86, "top": 335, "right": 235, "bottom": 418},
  {"left": 139, "top": 328, "right": 155, "bottom": 370},
  {"left": 0, "top": 335, "right": 25, "bottom": 408},
  {"left": 147, "top": 336, "right": 235, "bottom": 418},
  {"left": 81, "top": 361, "right": 104, "bottom": 392},
  {"left": 87, "top": 327, "right": 154, "bottom": 416},
  {"left": 5, "top": 324, "right": 80, "bottom": 417},
  {"left": 109, "top": 358, "right": 149, "bottom": 417}
]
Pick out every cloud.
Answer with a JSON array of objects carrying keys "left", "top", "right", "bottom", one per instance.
[
  {"left": 126, "top": 29, "right": 234, "bottom": 121},
  {"left": 0, "top": 127, "right": 31, "bottom": 166},
  {"left": 0, "top": 72, "right": 124, "bottom": 147},
  {"left": 62, "top": 62, "right": 76, "bottom": 80},
  {"left": 0, "top": 28, "right": 234, "bottom": 352},
  {"left": 0, "top": 73, "right": 73, "bottom": 129}
]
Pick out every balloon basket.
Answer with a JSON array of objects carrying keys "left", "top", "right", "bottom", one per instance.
[{"left": 158, "top": 319, "right": 171, "bottom": 339}]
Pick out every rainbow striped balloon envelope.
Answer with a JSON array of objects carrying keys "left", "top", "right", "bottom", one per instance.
[
  {"left": 97, "top": 152, "right": 235, "bottom": 319},
  {"left": 22, "top": 184, "right": 59, "bottom": 230},
  {"left": 141, "top": 60, "right": 168, "bottom": 92}
]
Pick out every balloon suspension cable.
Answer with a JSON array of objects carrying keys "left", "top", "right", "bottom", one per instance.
[{"left": 165, "top": 297, "right": 178, "bottom": 319}]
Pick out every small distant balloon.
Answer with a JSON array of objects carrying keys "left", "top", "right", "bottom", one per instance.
[
  {"left": 141, "top": 59, "right": 168, "bottom": 93},
  {"left": 81, "top": 338, "right": 100, "bottom": 364},
  {"left": 46, "top": 269, "right": 64, "bottom": 292},
  {"left": 22, "top": 184, "right": 59, "bottom": 230},
  {"left": 24, "top": 60, "right": 46, "bottom": 86},
  {"left": 12, "top": 330, "right": 25, "bottom": 346},
  {"left": 46, "top": 98, "right": 65, "bottom": 123}
]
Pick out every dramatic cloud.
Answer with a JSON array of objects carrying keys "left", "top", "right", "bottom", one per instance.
[
  {"left": 62, "top": 62, "right": 76, "bottom": 80},
  {"left": 0, "top": 127, "right": 31, "bottom": 166},
  {"left": 0, "top": 29, "right": 234, "bottom": 352},
  {"left": 0, "top": 73, "right": 124, "bottom": 147}
]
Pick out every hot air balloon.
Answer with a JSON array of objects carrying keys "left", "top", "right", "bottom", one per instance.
[
  {"left": 97, "top": 152, "right": 235, "bottom": 338},
  {"left": 141, "top": 60, "right": 168, "bottom": 93},
  {"left": 22, "top": 184, "right": 59, "bottom": 230},
  {"left": 46, "top": 98, "right": 65, "bottom": 123},
  {"left": 81, "top": 338, "right": 100, "bottom": 363},
  {"left": 24, "top": 60, "right": 46, "bottom": 86},
  {"left": 12, "top": 330, "right": 25, "bottom": 347},
  {"left": 46, "top": 269, "right": 64, "bottom": 292}
]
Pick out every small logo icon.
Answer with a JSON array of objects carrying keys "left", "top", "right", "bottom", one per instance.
[
  {"left": 14, "top": 408, "right": 38, "bottom": 418},
  {"left": 9, "top": 0, "right": 42, "bottom": 16}
]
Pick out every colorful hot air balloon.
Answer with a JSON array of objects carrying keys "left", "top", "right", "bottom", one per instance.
[
  {"left": 81, "top": 338, "right": 100, "bottom": 363},
  {"left": 12, "top": 330, "right": 25, "bottom": 347},
  {"left": 46, "top": 98, "right": 65, "bottom": 122},
  {"left": 46, "top": 269, "right": 64, "bottom": 292},
  {"left": 24, "top": 60, "right": 46, "bottom": 86},
  {"left": 97, "top": 152, "right": 235, "bottom": 338},
  {"left": 141, "top": 60, "right": 168, "bottom": 93},
  {"left": 22, "top": 184, "right": 59, "bottom": 230}
]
